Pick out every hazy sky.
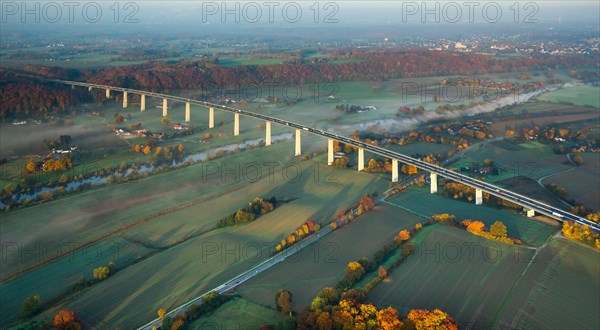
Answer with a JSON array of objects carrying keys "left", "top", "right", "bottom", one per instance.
[{"left": 1, "top": 1, "right": 598, "bottom": 35}]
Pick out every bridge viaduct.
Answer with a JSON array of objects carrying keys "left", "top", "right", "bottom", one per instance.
[{"left": 61, "top": 80, "right": 600, "bottom": 232}]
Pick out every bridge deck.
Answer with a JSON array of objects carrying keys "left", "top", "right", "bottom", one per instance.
[{"left": 55, "top": 79, "right": 599, "bottom": 232}]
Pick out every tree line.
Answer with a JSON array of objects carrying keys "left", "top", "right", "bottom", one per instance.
[{"left": 2, "top": 49, "right": 596, "bottom": 118}]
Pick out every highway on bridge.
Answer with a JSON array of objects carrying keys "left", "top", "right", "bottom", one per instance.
[{"left": 56, "top": 79, "right": 599, "bottom": 232}]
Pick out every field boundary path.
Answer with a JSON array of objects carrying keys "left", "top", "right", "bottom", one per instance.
[{"left": 536, "top": 153, "right": 579, "bottom": 208}]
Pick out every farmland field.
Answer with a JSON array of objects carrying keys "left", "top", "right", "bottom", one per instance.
[
  {"left": 542, "top": 152, "right": 600, "bottom": 209},
  {"left": 216, "top": 56, "right": 283, "bottom": 67},
  {"left": 120, "top": 149, "right": 389, "bottom": 248},
  {"left": 0, "top": 237, "right": 154, "bottom": 323},
  {"left": 537, "top": 85, "right": 600, "bottom": 108},
  {"left": 368, "top": 224, "right": 537, "bottom": 329},
  {"left": 188, "top": 297, "right": 292, "bottom": 329},
  {"left": 42, "top": 180, "right": 381, "bottom": 328},
  {"left": 0, "top": 121, "right": 127, "bottom": 159},
  {"left": 450, "top": 139, "right": 600, "bottom": 209},
  {"left": 496, "top": 238, "right": 600, "bottom": 330},
  {"left": 455, "top": 140, "right": 573, "bottom": 181},
  {"left": 490, "top": 101, "right": 599, "bottom": 137},
  {"left": 236, "top": 203, "right": 424, "bottom": 310},
  {"left": 0, "top": 143, "right": 300, "bottom": 279},
  {"left": 1, "top": 151, "right": 388, "bottom": 327},
  {"left": 385, "top": 186, "right": 558, "bottom": 246},
  {"left": 384, "top": 142, "right": 454, "bottom": 157}
]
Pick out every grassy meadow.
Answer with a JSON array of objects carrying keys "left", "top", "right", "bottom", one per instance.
[
  {"left": 188, "top": 297, "right": 293, "bottom": 329},
  {"left": 385, "top": 186, "right": 558, "bottom": 246},
  {"left": 537, "top": 85, "right": 600, "bottom": 108}
]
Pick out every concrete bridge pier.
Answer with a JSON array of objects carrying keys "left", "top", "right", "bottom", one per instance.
[
  {"left": 234, "top": 113, "right": 240, "bottom": 136},
  {"left": 88, "top": 86, "right": 92, "bottom": 92},
  {"left": 358, "top": 148, "right": 365, "bottom": 171},
  {"left": 162, "top": 99, "right": 168, "bottom": 117},
  {"left": 524, "top": 208, "right": 535, "bottom": 217},
  {"left": 185, "top": 102, "right": 191, "bottom": 122},
  {"left": 328, "top": 139, "right": 334, "bottom": 165},
  {"left": 392, "top": 159, "right": 399, "bottom": 182},
  {"left": 140, "top": 95, "right": 146, "bottom": 111},
  {"left": 295, "top": 129, "right": 301, "bottom": 156},
  {"left": 475, "top": 188, "right": 483, "bottom": 205},
  {"left": 209, "top": 107, "right": 214, "bottom": 128},
  {"left": 430, "top": 173, "right": 438, "bottom": 194},
  {"left": 105, "top": 88, "right": 110, "bottom": 98},
  {"left": 265, "top": 121, "right": 272, "bottom": 146},
  {"left": 122, "top": 91, "right": 128, "bottom": 108}
]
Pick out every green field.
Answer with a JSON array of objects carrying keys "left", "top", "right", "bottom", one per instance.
[
  {"left": 236, "top": 203, "right": 424, "bottom": 310},
  {"left": 42, "top": 173, "right": 382, "bottom": 328},
  {"left": 0, "top": 237, "right": 154, "bottom": 323},
  {"left": 385, "top": 186, "right": 558, "bottom": 246},
  {"left": 450, "top": 139, "right": 599, "bottom": 210},
  {"left": 188, "top": 297, "right": 292, "bottom": 329},
  {"left": 331, "top": 58, "right": 364, "bottom": 64},
  {"left": 1, "top": 149, "right": 389, "bottom": 327},
  {"left": 120, "top": 149, "right": 388, "bottom": 248},
  {"left": 368, "top": 224, "right": 538, "bottom": 328},
  {"left": 0, "top": 143, "right": 301, "bottom": 278},
  {"left": 216, "top": 56, "right": 283, "bottom": 67},
  {"left": 543, "top": 153, "right": 600, "bottom": 209},
  {"left": 490, "top": 101, "right": 599, "bottom": 137},
  {"left": 496, "top": 238, "right": 600, "bottom": 329},
  {"left": 538, "top": 85, "right": 600, "bottom": 108},
  {"left": 0, "top": 53, "right": 197, "bottom": 69},
  {"left": 385, "top": 142, "right": 455, "bottom": 158},
  {"left": 454, "top": 140, "right": 572, "bottom": 183}
]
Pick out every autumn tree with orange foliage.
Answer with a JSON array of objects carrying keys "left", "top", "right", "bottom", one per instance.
[
  {"left": 275, "top": 218, "right": 319, "bottom": 252},
  {"left": 377, "top": 307, "right": 403, "bottom": 330},
  {"left": 345, "top": 261, "right": 366, "bottom": 283},
  {"left": 407, "top": 308, "right": 458, "bottom": 330},
  {"left": 26, "top": 159, "right": 36, "bottom": 173},
  {"left": 131, "top": 143, "right": 141, "bottom": 153},
  {"left": 562, "top": 221, "right": 600, "bottom": 250},
  {"left": 462, "top": 220, "right": 485, "bottom": 233},
  {"left": 298, "top": 286, "right": 459, "bottom": 330},
  {"left": 359, "top": 195, "right": 375, "bottom": 211},
  {"left": 461, "top": 219, "right": 516, "bottom": 244},
  {"left": 401, "top": 164, "right": 419, "bottom": 175},
  {"left": 396, "top": 229, "right": 411, "bottom": 241},
  {"left": 378, "top": 266, "right": 388, "bottom": 279},
  {"left": 431, "top": 213, "right": 457, "bottom": 225},
  {"left": 53, "top": 309, "right": 81, "bottom": 330},
  {"left": 367, "top": 158, "right": 383, "bottom": 172},
  {"left": 41, "top": 157, "right": 72, "bottom": 172},
  {"left": 143, "top": 145, "right": 152, "bottom": 155}
]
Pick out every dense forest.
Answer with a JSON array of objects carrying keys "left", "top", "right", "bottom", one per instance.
[{"left": 1, "top": 50, "right": 597, "bottom": 119}]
